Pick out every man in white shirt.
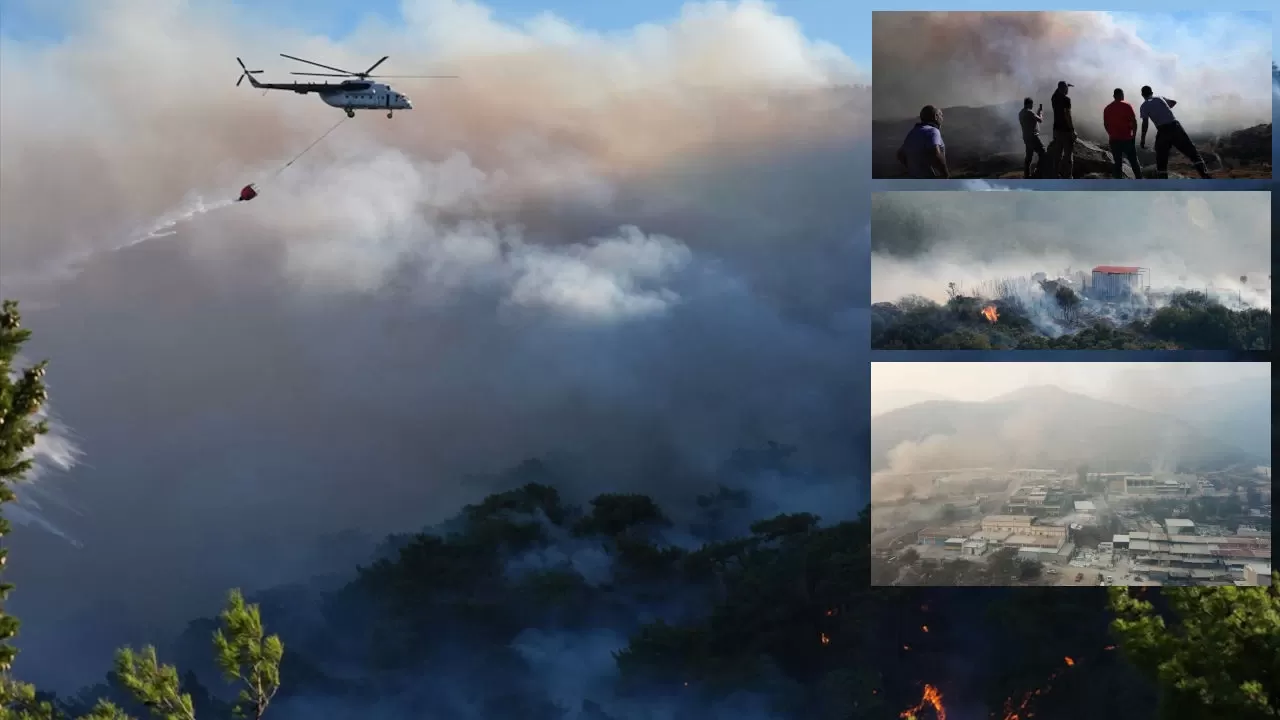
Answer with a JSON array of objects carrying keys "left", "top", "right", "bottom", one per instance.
[{"left": 1139, "top": 86, "right": 1211, "bottom": 179}]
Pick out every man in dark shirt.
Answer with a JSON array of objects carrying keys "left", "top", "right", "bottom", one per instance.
[
  {"left": 1045, "top": 80, "right": 1076, "bottom": 178},
  {"left": 1018, "top": 97, "right": 1045, "bottom": 178}
]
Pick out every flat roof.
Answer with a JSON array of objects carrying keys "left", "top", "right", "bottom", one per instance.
[
  {"left": 918, "top": 526, "right": 978, "bottom": 537},
  {"left": 1165, "top": 519, "right": 1196, "bottom": 528},
  {"left": 1005, "top": 534, "right": 1062, "bottom": 547},
  {"left": 1245, "top": 563, "right": 1272, "bottom": 573},
  {"left": 1113, "top": 534, "right": 1131, "bottom": 543},
  {"left": 983, "top": 515, "right": 1037, "bottom": 524},
  {"left": 1074, "top": 501, "right": 1097, "bottom": 511}
]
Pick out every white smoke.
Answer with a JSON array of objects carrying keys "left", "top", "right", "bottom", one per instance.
[{"left": 2, "top": 364, "right": 83, "bottom": 546}]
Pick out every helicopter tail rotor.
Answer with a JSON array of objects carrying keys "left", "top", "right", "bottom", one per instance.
[{"left": 236, "top": 57, "right": 264, "bottom": 87}]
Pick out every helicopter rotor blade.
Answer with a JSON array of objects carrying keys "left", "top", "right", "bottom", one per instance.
[
  {"left": 235, "top": 58, "right": 264, "bottom": 86},
  {"left": 280, "top": 53, "right": 356, "bottom": 76},
  {"left": 289, "top": 72, "right": 350, "bottom": 77},
  {"left": 363, "top": 56, "right": 390, "bottom": 76},
  {"left": 366, "top": 74, "right": 460, "bottom": 79}
]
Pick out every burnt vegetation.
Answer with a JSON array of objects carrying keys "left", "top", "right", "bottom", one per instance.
[
  {"left": 4, "top": 296, "right": 1277, "bottom": 720},
  {"left": 871, "top": 288, "right": 1270, "bottom": 350}
]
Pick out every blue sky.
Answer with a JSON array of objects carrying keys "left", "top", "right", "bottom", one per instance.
[{"left": 0, "top": 1, "right": 1274, "bottom": 71}]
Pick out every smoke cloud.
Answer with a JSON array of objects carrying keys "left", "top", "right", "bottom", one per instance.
[
  {"left": 872, "top": 11, "right": 1273, "bottom": 136},
  {"left": 870, "top": 191, "right": 1271, "bottom": 307},
  {"left": 871, "top": 362, "right": 1271, "bottom": 489},
  {"left": 0, "top": 0, "right": 868, "bottom": 690}
]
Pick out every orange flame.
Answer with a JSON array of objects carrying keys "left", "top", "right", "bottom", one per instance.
[
  {"left": 900, "top": 683, "right": 947, "bottom": 720},
  {"left": 820, "top": 633, "right": 830, "bottom": 645},
  {"left": 981, "top": 305, "right": 999, "bottom": 323},
  {"left": 999, "top": 652, "right": 1081, "bottom": 718}
]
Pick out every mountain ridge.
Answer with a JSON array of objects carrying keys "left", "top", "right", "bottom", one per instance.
[{"left": 871, "top": 384, "right": 1261, "bottom": 474}]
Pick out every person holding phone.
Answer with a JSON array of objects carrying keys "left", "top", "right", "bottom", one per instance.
[{"left": 1018, "top": 97, "right": 1046, "bottom": 178}]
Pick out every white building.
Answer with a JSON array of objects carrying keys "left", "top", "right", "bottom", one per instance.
[
  {"left": 1243, "top": 563, "right": 1273, "bottom": 587},
  {"left": 1164, "top": 518, "right": 1196, "bottom": 535}
]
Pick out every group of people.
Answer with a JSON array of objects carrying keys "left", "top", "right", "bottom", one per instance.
[{"left": 897, "top": 81, "right": 1212, "bottom": 180}]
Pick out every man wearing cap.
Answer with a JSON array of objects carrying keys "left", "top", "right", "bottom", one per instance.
[
  {"left": 1139, "top": 85, "right": 1211, "bottom": 179},
  {"left": 896, "top": 105, "right": 950, "bottom": 179},
  {"left": 1046, "top": 80, "right": 1076, "bottom": 178}
]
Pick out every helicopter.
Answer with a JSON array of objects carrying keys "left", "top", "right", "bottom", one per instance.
[{"left": 236, "top": 54, "right": 457, "bottom": 118}]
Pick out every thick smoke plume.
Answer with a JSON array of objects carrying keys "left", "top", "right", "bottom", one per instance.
[
  {"left": 871, "top": 191, "right": 1271, "bottom": 309},
  {"left": 872, "top": 11, "right": 1272, "bottom": 137},
  {"left": 0, "top": 0, "right": 868, "bottom": 692}
]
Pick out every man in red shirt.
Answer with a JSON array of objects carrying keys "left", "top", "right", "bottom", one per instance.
[{"left": 1102, "top": 88, "right": 1142, "bottom": 179}]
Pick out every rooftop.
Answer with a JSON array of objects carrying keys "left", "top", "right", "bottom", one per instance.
[
  {"left": 983, "top": 515, "right": 1038, "bottom": 525},
  {"left": 1165, "top": 519, "right": 1196, "bottom": 528},
  {"left": 919, "top": 525, "right": 978, "bottom": 537},
  {"left": 1093, "top": 265, "right": 1142, "bottom": 274},
  {"left": 1075, "top": 501, "right": 1097, "bottom": 511}
]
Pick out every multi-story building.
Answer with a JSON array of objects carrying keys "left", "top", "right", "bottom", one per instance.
[
  {"left": 1128, "top": 531, "right": 1272, "bottom": 579},
  {"left": 1242, "top": 563, "right": 1273, "bottom": 587}
]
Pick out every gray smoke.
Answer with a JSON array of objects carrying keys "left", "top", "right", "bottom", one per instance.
[
  {"left": 872, "top": 11, "right": 1273, "bottom": 137},
  {"left": 871, "top": 191, "right": 1272, "bottom": 310},
  {"left": 0, "top": 0, "right": 869, "bottom": 691}
]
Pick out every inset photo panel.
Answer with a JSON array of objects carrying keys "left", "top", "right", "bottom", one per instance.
[
  {"left": 870, "top": 191, "right": 1271, "bottom": 350},
  {"left": 869, "top": 361, "right": 1271, "bottom": 588},
  {"left": 871, "top": 11, "right": 1274, "bottom": 180}
]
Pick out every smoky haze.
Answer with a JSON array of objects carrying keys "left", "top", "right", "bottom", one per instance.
[
  {"left": 870, "top": 361, "right": 1271, "bottom": 481},
  {"left": 0, "top": 0, "right": 869, "bottom": 690},
  {"left": 872, "top": 11, "right": 1273, "bottom": 137},
  {"left": 870, "top": 191, "right": 1271, "bottom": 305}
]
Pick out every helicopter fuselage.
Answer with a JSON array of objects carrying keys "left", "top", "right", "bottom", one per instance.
[{"left": 318, "top": 82, "right": 413, "bottom": 112}]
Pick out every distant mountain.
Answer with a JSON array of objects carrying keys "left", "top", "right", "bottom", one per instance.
[
  {"left": 871, "top": 385, "right": 1261, "bottom": 474},
  {"left": 1118, "top": 376, "right": 1271, "bottom": 461},
  {"left": 871, "top": 389, "right": 953, "bottom": 417}
]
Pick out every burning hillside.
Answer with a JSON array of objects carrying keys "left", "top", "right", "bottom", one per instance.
[{"left": 871, "top": 274, "right": 1271, "bottom": 350}]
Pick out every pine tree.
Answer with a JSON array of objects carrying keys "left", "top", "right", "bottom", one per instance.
[
  {"left": 1109, "top": 582, "right": 1280, "bottom": 719},
  {"left": 0, "top": 300, "right": 283, "bottom": 719}
]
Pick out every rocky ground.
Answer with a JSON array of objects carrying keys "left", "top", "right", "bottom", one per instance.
[{"left": 872, "top": 103, "right": 1272, "bottom": 179}]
